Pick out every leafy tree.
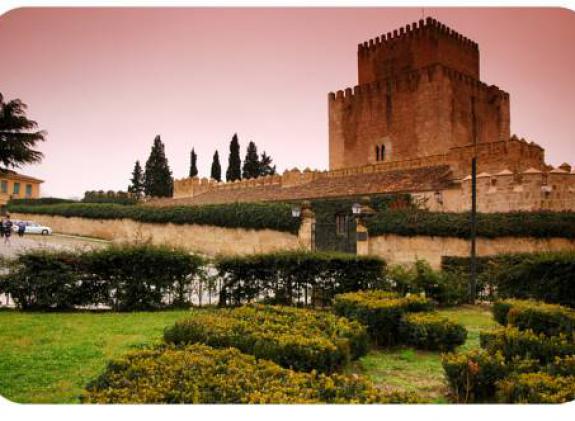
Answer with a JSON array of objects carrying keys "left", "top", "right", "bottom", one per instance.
[
  {"left": 144, "top": 135, "right": 173, "bottom": 198},
  {"left": 189, "top": 148, "right": 198, "bottom": 178},
  {"left": 128, "top": 160, "right": 145, "bottom": 199},
  {"left": 259, "top": 151, "right": 276, "bottom": 176},
  {"left": 242, "top": 141, "right": 260, "bottom": 179},
  {"left": 226, "top": 133, "right": 242, "bottom": 182},
  {"left": 210, "top": 150, "right": 222, "bottom": 182},
  {"left": 0, "top": 92, "right": 46, "bottom": 171}
]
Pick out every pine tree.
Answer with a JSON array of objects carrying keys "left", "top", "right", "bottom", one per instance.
[
  {"left": 143, "top": 135, "right": 173, "bottom": 198},
  {"left": 242, "top": 141, "right": 260, "bottom": 179},
  {"left": 0, "top": 92, "right": 46, "bottom": 171},
  {"left": 210, "top": 150, "right": 222, "bottom": 182},
  {"left": 226, "top": 133, "right": 242, "bottom": 182},
  {"left": 189, "top": 148, "right": 198, "bottom": 177},
  {"left": 259, "top": 151, "right": 276, "bottom": 176},
  {"left": 128, "top": 160, "right": 144, "bottom": 199}
]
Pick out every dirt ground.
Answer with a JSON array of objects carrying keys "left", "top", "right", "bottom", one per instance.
[{"left": 0, "top": 233, "right": 108, "bottom": 260}]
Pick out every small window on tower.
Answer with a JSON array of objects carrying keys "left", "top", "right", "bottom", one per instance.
[
  {"left": 380, "top": 145, "right": 386, "bottom": 161},
  {"left": 375, "top": 146, "right": 380, "bottom": 161}
]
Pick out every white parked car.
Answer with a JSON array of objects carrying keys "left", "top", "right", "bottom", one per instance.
[{"left": 12, "top": 221, "right": 53, "bottom": 236}]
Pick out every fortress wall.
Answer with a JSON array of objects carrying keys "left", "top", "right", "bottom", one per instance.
[
  {"left": 12, "top": 213, "right": 304, "bottom": 256},
  {"left": 369, "top": 234, "right": 575, "bottom": 269}
]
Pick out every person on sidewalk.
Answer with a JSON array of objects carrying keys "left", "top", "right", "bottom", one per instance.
[{"left": 2, "top": 215, "right": 13, "bottom": 246}]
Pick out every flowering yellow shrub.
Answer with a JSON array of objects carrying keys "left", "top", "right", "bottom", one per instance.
[
  {"left": 164, "top": 304, "right": 369, "bottom": 373},
  {"left": 82, "top": 344, "right": 422, "bottom": 404}
]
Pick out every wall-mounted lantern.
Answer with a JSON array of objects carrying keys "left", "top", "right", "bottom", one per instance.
[
  {"left": 291, "top": 200, "right": 313, "bottom": 219},
  {"left": 291, "top": 205, "right": 302, "bottom": 218},
  {"left": 541, "top": 185, "right": 553, "bottom": 197},
  {"left": 352, "top": 196, "right": 376, "bottom": 219}
]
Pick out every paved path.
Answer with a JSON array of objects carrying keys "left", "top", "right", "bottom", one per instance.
[{"left": 0, "top": 233, "right": 109, "bottom": 259}]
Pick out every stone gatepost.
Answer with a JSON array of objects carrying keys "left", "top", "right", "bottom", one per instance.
[
  {"left": 297, "top": 201, "right": 315, "bottom": 251},
  {"left": 356, "top": 217, "right": 369, "bottom": 256}
]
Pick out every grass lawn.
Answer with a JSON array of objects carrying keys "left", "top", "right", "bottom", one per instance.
[
  {"left": 346, "top": 304, "right": 498, "bottom": 403},
  {"left": 0, "top": 309, "right": 191, "bottom": 403},
  {"left": 0, "top": 304, "right": 497, "bottom": 404}
]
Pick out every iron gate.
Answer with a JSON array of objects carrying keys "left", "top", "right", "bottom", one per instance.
[{"left": 312, "top": 215, "right": 357, "bottom": 254}]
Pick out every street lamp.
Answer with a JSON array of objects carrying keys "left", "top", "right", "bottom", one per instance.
[{"left": 291, "top": 205, "right": 302, "bottom": 218}]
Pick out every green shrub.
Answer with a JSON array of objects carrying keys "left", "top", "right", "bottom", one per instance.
[
  {"left": 493, "top": 299, "right": 575, "bottom": 337},
  {"left": 445, "top": 252, "right": 575, "bottom": 308},
  {"left": 442, "top": 350, "right": 508, "bottom": 403},
  {"left": 8, "top": 201, "right": 300, "bottom": 233},
  {"left": 387, "top": 260, "right": 469, "bottom": 306},
  {"left": 480, "top": 327, "right": 575, "bottom": 365},
  {"left": 8, "top": 197, "right": 77, "bottom": 206},
  {"left": 368, "top": 210, "right": 575, "bottom": 239},
  {"left": 496, "top": 372, "right": 575, "bottom": 403},
  {"left": 547, "top": 355, "right": 575, "bottom": 377},
  {"left": 332, "top": 290, "right": 433, "bottom": 346},
  {"left": 0, "top": 250, "right": 95, "bottom": 310},
  {"left": 82, "top": 344, "right": 422, "bottom": 403},
  {"left": 398, "top": 312, "right": 467, "bottom": 352},
  {"left": 0, "top": 245, "right": 205, "bottom": 311},
  {"left": 164, "top": 304, "right": 368, "bottom": 373},
  {"left": 216, "top": 251, "right": 387, "bottom": 307}
]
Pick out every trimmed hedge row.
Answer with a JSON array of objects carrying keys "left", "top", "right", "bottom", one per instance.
[
  {"left": 442, "top": 252, "right": 575, "bottom": 308},
  {"left": 442, "top": 300, "right": 575, "bottom": 403},
  {"left": 82, "top": 344, "right": 422, "bottom": 404},
  {"left": 7, "top": 201, "right": 300, "bottom": 233},
  {"left": 492, "top": 299, "right": 575, "bottom": 337},
  {"left": 8, "top": 197, "right": 76, "bottom": 206},
  {"left": 367, "top": 210, "right": 575, "bottom": 239},
  {"left": 0, "top": 245, "right": 205, "bottom": 311},
  {"left": 216, "top": 251, "right": 387, "bottom": 307},
  {"left": 332, "top": 290, "right": 436, "bottom": 346},
  {"left": 164, "top": 304, "right": 369, "bottom": 373},
  {"left": 399, "top": 312, "right": 467, "bottom": 352}
]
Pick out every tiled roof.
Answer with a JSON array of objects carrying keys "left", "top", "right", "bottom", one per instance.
[
  {"left": 149, "top": 165, "right": 454, "bottom": 207},
  {"left": 0, "top": 170, "right": 44, "bottom": 183}
]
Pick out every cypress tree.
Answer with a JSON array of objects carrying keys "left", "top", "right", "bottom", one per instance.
[
  {"left": 189, "top": 148, "right": 198, "bottom": 177},
  {"left": 210, "top": 150, "right": 222, "bottom": 182},
  {"left": 226, "top": 133, "right": 242, "bottom": 182},
  {"left": 242, "top": 141, "right": 260, "bottom": 179},
  {"left": 143, "top": 135, "right": 173, "bottom": 198},
  {"left": 128, "top": 160, "right": 145, "bottom": 199},
  {"left": 259, "top": 151, "right": 276, "bottom": 177}
]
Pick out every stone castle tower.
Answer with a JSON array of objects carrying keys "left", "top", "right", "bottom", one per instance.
[{"left": 329, "top": 17, "right": 511, "bottom": 170}]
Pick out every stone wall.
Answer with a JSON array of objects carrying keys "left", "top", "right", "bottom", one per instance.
[
  {"left": 12, "top": 213, "right": 304, "bottom": 256},
  {"left": 369, "top": 234, "right": 575, "bottom": 269}
]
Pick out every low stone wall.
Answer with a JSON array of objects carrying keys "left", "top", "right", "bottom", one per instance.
[
  {"left": 369, "top": 234, "right": 575, "bottom": 269},
  {"left": 12, "top": 213, "right": 303, "bottom": 256}
]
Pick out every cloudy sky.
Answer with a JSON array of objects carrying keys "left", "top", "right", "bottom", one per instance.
[{"left": 0, "top": 7, "right": 573, "bottom": 198}]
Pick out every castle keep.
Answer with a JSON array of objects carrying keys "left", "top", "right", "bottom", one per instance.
[{"left": 169, "top": 17, "right": 574, "bottom": 213}]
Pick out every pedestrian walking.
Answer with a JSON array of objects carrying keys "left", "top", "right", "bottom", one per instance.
[
  {"left": 17, "top": 220, "right": 26, "bottom": 237},
  {"left": 2, "top": 215, "right": 13, "bottom": 246}
]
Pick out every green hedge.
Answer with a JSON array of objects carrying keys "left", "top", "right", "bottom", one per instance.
[
  {"left": 82, "top": 344, "right": 422, "bottom": 403},
  {"left": 164, "top": 304, "right": 369, "bottom": 373},
  {"left": 332, "top": 290, "right": 433, "bottom": 346},
  {"left": 492, "top": 299, "right": 575, "bottom": 337},
  {"left": 368, "top": 210, "right": 575, "bottom": 239},
  {"left": 8, "top": 197, "right": 77, "bottom": 206},
  {"left": 216, "top": 251, "right": 387, "bottom": 307},
  {"left": 0, "top": 245, "right": 205, "bottom": 311},
  {"left": 496, "top": 372, "right": 575, "bottom": 403},
  {"left": 443, "top": 252, "right": 575, "bottom": 307},
  {"left": 8, "top": 202, "right": 300, "bottom": 233},
  {"left": 398, "top": 312, "right": 467, "bottom": 352}
]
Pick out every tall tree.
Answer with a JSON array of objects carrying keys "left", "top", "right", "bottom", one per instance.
[
  {"left": 259, "top": 151, "right": 276, "bottom": 176},
  {"left": 189, "top": 148, "right": 198, "bottom": 177},
  {"left": 128, "top": 160, "right": 145, "bottom": 199},
  {"left": 0, "top": 93, "right": 46, "bottom": 171},
  {"left": 210, "top": 150, "right": 222, "bottom": 182},
  {"left": 144, "top": 135, "right": 173, "bottom": 197},
  {"left": 242, "top": 141, "right": 260, "bottom": 179},
  {"left": 226, "top": 133, "right": 242, "bottom": 182}
]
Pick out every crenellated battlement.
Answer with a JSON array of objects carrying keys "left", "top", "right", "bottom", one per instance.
[
  {"left": 358, "top": 17, "right": 478, "bottom": 55},
  {"left": 329, "top": 63, "right": 508, "bottom": 105}
]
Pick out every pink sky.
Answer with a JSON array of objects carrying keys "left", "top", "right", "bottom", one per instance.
[{"left": 0, "top": 7, "right": 574, "bottom": 198}]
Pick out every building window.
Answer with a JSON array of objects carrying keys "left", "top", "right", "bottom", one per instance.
[
  {"left": 375, "top": 146, "right": 380, "bottom": 161},
  {"left": 13, "top": 182, "right": 20, "bottom": 195},
  {"left": 25, "top": 184, "right": 33, "bottom": 197},
  {"left": 0, "top": 180, "right": 7, "bottom": 194},
  {"left": 375, "top": 144, "right": 386, "bottom": 162},
  {"left": 335, "top": 214, "right": 349, "bottom": 236}
]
